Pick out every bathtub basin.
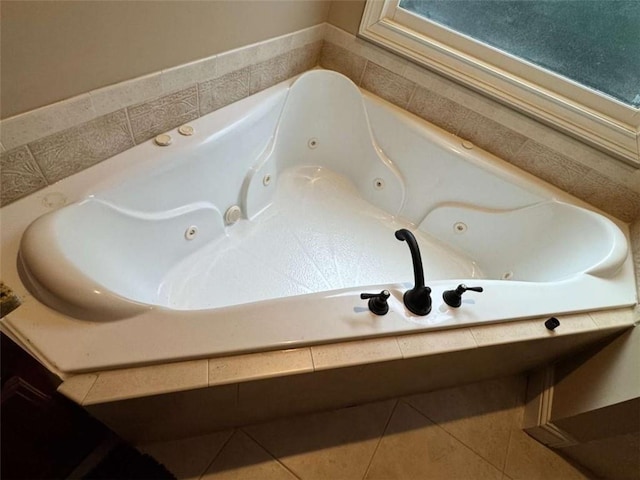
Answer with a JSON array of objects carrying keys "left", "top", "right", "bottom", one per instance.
[{"left": 3, "top": 70, "right": 636, "bottom": 373}]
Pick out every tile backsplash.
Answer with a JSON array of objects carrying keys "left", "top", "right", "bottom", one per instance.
[
  {"left": 2, "top": 23, "right": 639, "bottom": 225},
  {"left": 0, "top": 25, "right": 324, "bottom": 207},
  {"left": 320, "top": 25, "right": 640, "bottom": 223}
]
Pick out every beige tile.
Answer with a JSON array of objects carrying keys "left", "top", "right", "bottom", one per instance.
[
  {"left": 288, "top": 41, "right": 322, "bottom": 78},
  {"left": 404, "top": 375, "right": 526, "bottom": 470},
  {"left": 397, "top": 328, "right": 477, "bottom": 358},
  {"left": 504, "top": 424, "right": 590, "bottom": 480},
  {"left": 0, "top": 94, "right": 96, "bottom": 150},
  {"left": 249, "top": 52, "right": 291, "bottom": 95},
  {"left": 459, "top": 111, "right": 529, "bottom": 163},
  {"left": 403, "top": 62, "right": 458, "bottom": 96},
  {"left": 589, "top": 307, "right": 638, "bottom": 328},
  {"left": 319, "top": 42, "right": 367, "bottom": 85},
  {"left": 86, "top": 383, "right": 238, "bottom": 443},
  {"left": 84, "top": 359, "right": 208, "bottom": 404},
  {"left": 324, "top": 24, "right": 407, "bottom": 74},
  {"left": 324, "top": 23, "right": 355, "bottom": 50},
  {"left": 353, "top": 37, "right": 409, "bottom": 75},
  {"left": 216, "top": 46, "right": 259, "bottom": 78},
  {"left": 365, "top": 401, "right": 502, "bottom": 479},
  {"left": 311, "top": 337, "right": 402, "bottom": 371},
  {"left": 254, "top": 34, "right": 293, "bottom": 64},
  {"left": 360, "top": 62, "right": 416, "bottom": 109},
  {"left": 57, "top": 374, "right": 98, "bottom": 405},
  {"left": 541, "top": 313, "right": 599, "bottom": 336},
  {"left": 161, "top": 56, "right": 218, "bottom": 93},
  {"left": 90, "top": 73, "right": 163, "bottom": 116},
  {"left": 139, "top": 430, "right": 234, "bottom": 480},
  {"left": 469, "top": 315, "right": 597, "bottom": 347},
  {"left": 571, "top": 169, "right": 640, "bottom": 222},
  {"left": 0, "top": 142, "right": 6, "bottom": 152},
  {"left": 29, "top": 109, "right": 135, "bottom": 184},
  {"left": 199, "top": 67, "right": 251, "bottom": 116},
  {"left": 127, "top": 86, "right": 199, "bottom": 144},
  {"left": 470, "top": 320, "right": 543, "bottom": 346},
  {"left": 201, "top": 430, "right": 296, "bottom": 480},
  {"left": 510, "top": 140, "right": 593, "bottom": 192},
  {"left": 208, "top": 348, "right": 313, "bottom": 387},
  {"left": 407, "top": 86, "right": 472, "bottom": 134},
  {"left": 515, "top": 116, "right": 640, "bottom": 194},
  {"left": 245, "top": 400, "right": 396, "bottom": 480},
  {"left": 0, "top": 146, "right": 48, "bottom": 206}
]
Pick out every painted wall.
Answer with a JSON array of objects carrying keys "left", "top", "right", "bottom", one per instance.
[
  {"left": 0, "top": 0, "right": 330, "bottom": 118},
  {"left": 327, "top": 0, "right": 366, "bottom": 34}
]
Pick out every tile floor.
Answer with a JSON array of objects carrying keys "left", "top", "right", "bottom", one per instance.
[{"left": 139, "top": 375, "right": 593, "bottom": 480}]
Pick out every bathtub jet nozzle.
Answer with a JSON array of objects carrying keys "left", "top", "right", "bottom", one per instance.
[{"left": 395, "top": 229, "right": 431, "bottom": 316}]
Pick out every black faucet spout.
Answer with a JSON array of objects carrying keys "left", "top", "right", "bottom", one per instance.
[{"left": 395, "top": 229, "right": 431, "bottom": 316}]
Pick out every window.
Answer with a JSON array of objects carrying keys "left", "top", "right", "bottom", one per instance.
[{"left": 359, "top": 0, "right": 640, "bottom": 166}]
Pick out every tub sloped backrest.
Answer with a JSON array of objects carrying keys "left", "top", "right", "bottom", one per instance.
[
  {"left": 95, "top": 91, "right": 284, "bottom": 216},
  {"left": 19, "top": 199, "right": 225, "bottom": 320},
  {"left": 420, "top": 201, "right": 628, "bottom": 282},
  {"left": 243, "top": 71, "right": 406, "bottom": 219}
]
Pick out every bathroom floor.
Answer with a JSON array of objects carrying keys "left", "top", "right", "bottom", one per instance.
[{"left": 139, "top": 375, "right": 592, "bottom": 479}]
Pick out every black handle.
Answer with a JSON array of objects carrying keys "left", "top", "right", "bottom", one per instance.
[
  {"left": 442, "top": 284, "right": 484, "bottom": 308},
  {"left": 360, "top": 290, "right": 390, "bottom": 315}
]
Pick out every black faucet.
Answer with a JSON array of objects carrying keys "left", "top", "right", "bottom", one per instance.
[{"left": 395, "top": 229, "right": 431, "bottom": 316}]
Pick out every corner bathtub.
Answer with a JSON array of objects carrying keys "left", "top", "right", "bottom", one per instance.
[{"left": 2, "top": 70, "right": 636, "bottom": 373}]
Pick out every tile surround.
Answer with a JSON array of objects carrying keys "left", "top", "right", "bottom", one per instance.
[
  {"left": 62, "top": 308, "right": 633, "bottom": 445},
  {"left": 83, "top": 359, "right": 208, "bottom": 404},
  {"left": 199, "top": 67, "right": 251, "bottom": 117},
  {"left": 0, "top": 146, "right": 48, "bottom": 205},
  {"left": 0, "top": 24, "right": 324, "bottom": 207},
  {"left": 208, "top": 348, "right": 313, "bottom": 387},
  {"left": 360, "top": 62, "right": 416, "bottom": 109},
  {"left": 1, "top": 22, "right": 639, "bottom": 223},
  {"left": 318, "top": 24, "right": 640, "bottom": 223},
  {"left": 310, "top": 337, "right": 402, "bottom": 371},
  {"left": 319, "top": 42, "right": 366, "bottom": 85},
  {"left": 396, "top": 327, "right": 478, "bottom": 358},
  {"left": 127, "top": 86, "right": 199, "bottom": 144},
  {"left": 0, "top": 94, "right": 96, "bottom": 150},
  {"left": 90, "top": 73, "right": 164, "bottom": 117},
  {"left": 28, "top": 109, "right": 135, "bottom": 183}
]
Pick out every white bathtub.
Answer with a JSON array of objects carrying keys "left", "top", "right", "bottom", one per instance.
[{"left": 1, "top": 70, "right": 636, "bottom": 373}]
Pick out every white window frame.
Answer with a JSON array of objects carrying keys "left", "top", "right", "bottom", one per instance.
[{"left": 360, "top": 0, "right": 640, "bottom": 167}]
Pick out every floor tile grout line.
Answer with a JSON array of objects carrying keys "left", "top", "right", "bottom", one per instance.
[
  {"left": 500, "top": 376, "right": 530, "bottom": 474},
  {"left": 402, "top": 398, "right": 507, "bottom": 474},
  {"left": 240, "top": 427, "right": 303, "bottom": 480},
  {"left": 501, "top": 423, "right": 516, "bottom": 476},
  {"left": 197, "top": 428, "right": 237, "bottom": 480},
  {"left": 362, "top": 398, "right": 400, "bottom": 480}
]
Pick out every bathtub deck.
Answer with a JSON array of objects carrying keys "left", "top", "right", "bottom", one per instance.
[{"left": 159, "top": 166, "right": 481, "bottom": 310}]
